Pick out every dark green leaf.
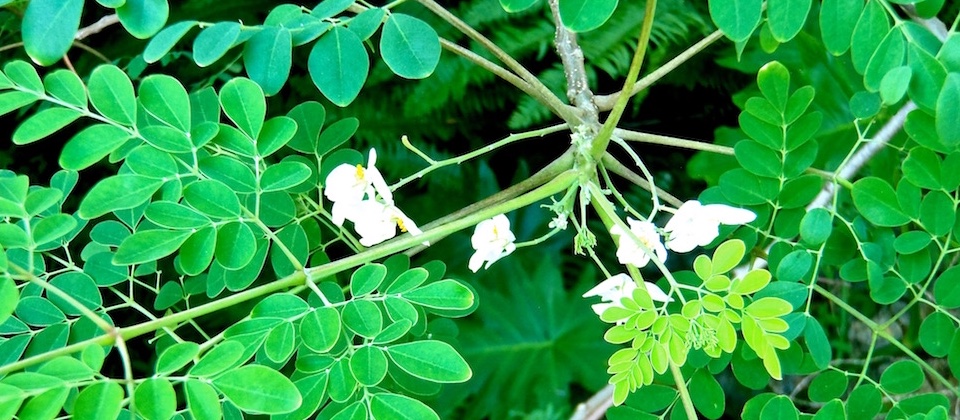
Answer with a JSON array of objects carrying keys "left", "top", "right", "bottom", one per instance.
[
  {"left": 144, "top": 21, "right": 199, "bottom": 63},
  {"left": 380, "top": 14, "right": 441, "bottom": 79},
  {"left": 918, "top": 312, "right": 954, "bottom": 357},
  {"left": 709, "top": 0, "right": 762, "bottom": 42},
  {"left": 300, "top": 307, "right": 341, "bottom": 353},
  {"left": 936, "top": 73, "right": 960, "bottom": 146},
  {"left": 257, "top": 116, "right": 297, "bottom": 157},
  {"left": 850, "top": 0, "right": 889, "bottom": 74},
  {"left": 220, "top": 77, "right": 266, "bottom": 139},
  {"left": 244, "top": 26, "right": 292, "bottom": 96},
  {"left": 851, "top": 177, "right": 910, "bottom": 227},
  {"left": 819, "top": 0, "right": 862, "bottom": 55},
  {"left": 919, "top": 190, "right": 954, "bottom": 236},
  {"left": 804, "top": 316, "right": 831, "bottom": 369},
  {"left": 735, "top": 141, "right": 780, "bottom": 178},
  {"left": 182, "top": 179, "right": 241, "bottom": 218},
  {"left": 766, "top": 0, "right": 809, "bottom": 43},
  {"left": 286, "top": 101, "right": 325, "bottom": 153},
  {"left": 308, "top": 27, "right": 368, "bottom": 107},
  {"left": 117, "top": 0, "right": 169, "bottom": 39},
  {"left": 689, "top": 368, "right": 724, "bottom": 419},
  {"left": 808, "top": 370, "right": 848, "bottom": 403},
  {"left": 879, "top": 360, "right": 923, "bottom": 394},
  {"left": 15, "top": 296, "right": 65, "bottom": 326},
  {"left": 315, "top": 117, "right": 358, "bottom": 156},
  {"left": 934, "top": 266, "right": 960, "bottom": 308},
  {"left": 139, "top": 74, "right": 190, "bottom": 131}
]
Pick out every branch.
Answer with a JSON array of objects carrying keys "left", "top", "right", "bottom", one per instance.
[
  {"left": 594, "top": 30, "right": 724, "bottom": 111},
  {"left": 570, "top": 384, "right": 614, "bottom": 420},
  {"left": 601, "top": 153, "right": 683, "bottom": 208},
  {"left": 548, "top": 0, "right": 598, "bottom": 124},
  {"left": 614, "top": 128, "right": 734, "bottom": 155},
  {"left": 75, "top": 14, "right": 120, "bottom": 41}
]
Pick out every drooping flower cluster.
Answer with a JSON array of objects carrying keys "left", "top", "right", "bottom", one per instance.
[
  {"left": 468, "top": 214, "right": 516, "bottom": 272},
  {"left": 586, "top": 200, "right": 755, "bottom": 312},
  {"left": 324, "top": 149, "right": 424, "bottom": 247}
]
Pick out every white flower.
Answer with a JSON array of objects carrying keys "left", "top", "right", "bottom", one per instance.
[
  {"left": 609, "top": 218, "right": 667, "bottom": 268},
  {"left": 324, "top": 149, "right": 393, "bottom": 225},
  {"left": 347, "top": 200, "right": 424, "bottom": 247},
  {"left": 664, "top": 200, "right": 756, "bottom": 253},
  {"left": 468, "top": 214, "right": 516, "bottom": 272},
  {"left": 548, "top": 215, "right": 568, "bottom": 230},
  {"left": 583, "top": 273, "right": 672, "bottom": 319}
]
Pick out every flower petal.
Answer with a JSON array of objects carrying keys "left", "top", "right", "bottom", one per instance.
[
  {"left": 703, "top": 204, "right": 756, "bottom": 225},
  {"left": 644, "top": 282, "right": 673, "bottom": 303}
]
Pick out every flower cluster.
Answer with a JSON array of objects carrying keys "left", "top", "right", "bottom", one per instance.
[
  {"left": 468, "top": 214, "right": 516, "bottom": 272},
  {"left": 324, "top": 149, "right": 424, "bottom": 247},
  {"left": 586, "top": 200, "right": 755, "bottom": 313}
]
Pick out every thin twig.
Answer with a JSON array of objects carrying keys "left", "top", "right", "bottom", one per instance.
[
  {"left": 75, "top": 14, "right": 120, "bottom": 41},
  {"left": 439, "top": 38, "right": 532, "bottom": 100},
  {"left": 601, "top": 153, "right": 683, "bottom": 208},
  {"left": 614, "top": 128, "right": 734, "bottom": 155}
]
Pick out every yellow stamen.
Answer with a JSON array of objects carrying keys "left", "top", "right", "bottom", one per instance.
[
  {"left": 355, "top": 164, "right": 365, "bottom": 180},
  {"left": 395, "top": 217, "right": 408, "bottom": 232}
]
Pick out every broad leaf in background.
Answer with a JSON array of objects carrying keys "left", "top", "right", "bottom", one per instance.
[
  {"left": 309, "top": 27, "right": 369, "bottom": 107},
  {"left": 21, "top": 0, "right": 83, "bottom": 66}
]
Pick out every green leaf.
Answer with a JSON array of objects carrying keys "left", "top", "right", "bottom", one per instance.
[
  {"left": 851, "top": 177, "right": 910, "bottom": 227},
  {"left": 145, "top": 201, "right": 211, "bottom": 229},
  {"left": 850, "top": 0, "right": 889, "bottom": 74},
  {"left": 0, "top": 224, "right": 28, "bottom": 248},
  {"left": 766, "top": 0, "right": 809, "bottom": 43},
  {"left": 179, "top": 226, "right": 216, "bottom": 275},
  {"left": 369, "top": 393, "right": 439, "bottom": 420},
  {"left": 558, "top": 0, "right": 618, "bottom": 32},
  {"left": 198, "top": 156, "right": 257, "bottom": 193},
  {"left": 342, "top": 299, "right": 382, "bottom": 338},
  {"left": 215, "top": 222, "right": 256, "bottom": 270},
  {"left": 379, "top": 14, "right": 441, "bottom": 79},
  {"left": 775, "top": 250, "right": 812, "bottom": 283},
  {"left": 719, "top": 168, "right": 778, "bottom": 205},
  {"left": 499, "top": 0, "right": 538, "bottom": 12},
  {"left": 244, "top": 26, "right": 292, "bottom": 96},
  {"left": 936, "top": 73, "right": 960, "bottom": 146},
  {"left": 114, "top": 229, "right": 191, "bottom": 265},
  {"left": 134, "top": 378, "right": 176, "bottom": 420},
  {"left": 387, "top": 340, "right": 471, "bottom": 383},
  {"left": 879, "top": 360, "right": 923, "bottom": 394},
  {"left": 251, "top": 293, "right": 308, "bottom": 319},
  {"left": 88, "top": 64, "right": 137, "bottom": 125},
  {"left": 301, "top": 307, "right": 341, "bottom": 353},
  {"left": 879, "top": 66, "right": 911, "bottom": 105},
  {"left": 0, "top": 91, "right": 39, "bottom": 118},
  {"left": 285, "top": 101, "right": 325, "bottom": 153},
  {"left": 185, "top": 380, "right": 222, "bottom": 420},
  {"left": 919, "top": 190, "right": 954, "bottom": 236},
  {"left": 934, "top": 266, "right": 960, "bottom": 308},
  {"left": 350, "top": 345, "right": 388, "bottom": 386},
  {"left": 139, "top": 74, "right": 190, "bottom": 131},
  {"left": 348, "top": 8, "right": 386, "bottom": 40},
  {"left": 804, "top": 316, "right": 831, "bottom": 369},
  {"left": 918, "top": 312, "right": 954, "bottom": 357},
  {"left": 213, "top": 365, "right": 301, "bottom": 414},
  {"left": 15, "top": 296, "right": 65, "bottom": 326},
  {"left": 689, "top": 368, "right": 725, "bottom": 419},
  {"left": 189, "top": 340, "right": 245, "bottom": 377},
  {"left": 864, "top": 28, "right": 905, "bottom": 92},
  {"left": 709, "top": 0, "right": 762, "bottom": 42},
  {"left": 48, "top": 272, "right": 101, "bottom": 316},
  {"left": 17, "top": 385, "right": 68, "bottom": 420},
  {"left": 156, "top": 341, "right": 200, "bottom": 374},
  {"left": 193, "top": 21, "right": 243, "bottom": 67},
  {"left": 902, "top": 146, "right": 942, "bottom": 189},
  {"left": 44, "top": 69, "right": 86, "bottom": 108},
  {"left": 0, "top": 275, "right": 18, "bottom": 325},
  {"left": 327, "top": 359, "right": 358, "bottom": 403},
  {"left": 311, "top": 0, "right": 354, "bottom": 19},
  {"left": 144, "top": 21, "right": 199, "bottom": 63},
  {"left": 11, "top": 107, "right": 83, "bottom": 145},
  {"left": 220, "top": 78, "right": 265, "bottom": 139},
  {"left": 799, "top": 208, "right": 832, "bottom": 245},
  {"left": 60, "top": 124, "right": 133, "bottom": 170},
  {"left": 32, "top": 213, "right": 76, "bottom": 245},
  {"left": 21, "top": 0, "right": 83, "bottom": 66},
  {"left": 350, "top": 264, "right": 386, "bottom": 297},
  {"left": 385, "top": 267, "right": 429, "bottom": 294},
  {"left": 402, "top": 280, "right": 474, "bottom": 310},
  {"left": 183, "top": 179, "right": 241, "bottom": 218},
  {"left": 894, "top": 231, "right": 931, "bottom": 254},
  {"left": 256, "top": 117, "right": 297, "bottom": 157},
  {"left": 140, "top": 125, "right": 193, "bottom": 153},
  {"left": 808, "top": 370, "right": 848, "bottom": 403},
  {"left": 78, "top": 174, "right": 162, "bottom": 219},
  {"left": 4, "top": 60, "right": 43, "bottom": 92},
  {"left": 260, "top": 161, "right": 311, "bottom": 192},
  {"left": 819, "top": 0, "right": 862, "bottom": 55},
  {"left": 760, "top": 395, "right": 798, "bottom": 420},
  {"left": 74, "top": 382, "right": 124, "bottom": 420},
  {"left": 117, "top": 0, "right": 169, "bottom": 39},
  {"left": 309, "top": 27, "right": 368, "bottom": 107},
  {"left": 154, "top": 281, "right": 183, "bottom": 310},
  {"left": 315, "top": 118, "right": 358, "bottom": 157},
  {"left": 264, "top": 321, "right": 296, "bottom": 363},
  {"left": 126, "top": 145, "right": 178, "bottom": 178},
  {"left": 735, "top": 141, "right": 780, "bottom": 178}
]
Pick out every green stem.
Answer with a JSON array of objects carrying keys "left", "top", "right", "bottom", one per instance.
[
  {"left": 589, "top": 0, "right": 658, "bottom": 159},
  {"left": 614, "top": 129, "right": 734, "bottom": 155},
  {"left": 669, "top": 361, "right": 697, "bottom": 419}
]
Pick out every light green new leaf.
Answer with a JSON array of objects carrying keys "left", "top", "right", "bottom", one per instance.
[
  {"left": 144, "top": 21, "right": 199, "bottom": 63},
  {"left": 380, "top": 14, "right": 441, "bottom": 79},
  {"left": 182, "top": 179, "right": 241, "bottom": 218},
  {"left": 78, "top": 174, "right": 162, "bottom": 219},
  {"left": 851, "top": 177, "right": 910, "bottom": 227},
  {"left": 133, "top": 378, "right": 176, "bottom": 420},
  {"left": 370, "top": 393, "right": 439, "bottom": 420},
  {"left": 558, "top": 0, "right": 618, "bottom": 33},
  {"left": 89, "top": 65, "right": 137, "bottom": 125},
  {"left": 244, "top": 26, "right": 292, "bottom": 96},
  {"left": 300, "top": 307, "right": 341, "bottom": 353},
  {"left": 936, "top": 73, "right": 960, "bottom": 146},
  {"left": 213, "top": 365, "right": 301, "bottom": 414},
  {"left": 220, "top": 78, "right": 266, "bottom": 139},
  {"left": 402, "top": 280, "right": 474, "bottom": 310},
  {"left": 193, "top": 22, "right": 242, "bottom": 67},
  {"left": 308, "top": 27, "right": 368, "bottom": 107},
  {"left": 0, "top": 91, "right": 39, "bottom": 118},
  {"left": 21, "top": 0, "right": 83, "bottom": 66},
  {"left": 819, "top": 0, "right": 862, "bottom": 55},
  {"left": 114, "top": 229, "right": 192, "bottom": 265},
  {"left": 139, "top": 74, "right": 190, "bottom": 131},
  {"left": 60, "top": 124, "right": 132, "bottom": 170},
  {"left": 709, "top": 0, "right": 761, "bottom": 42},
  {"left": 43, "top": 69, "right": 87, "bottom": 108},
  {"left": 766, "top": 0, "right": 810, "bottom": 43},
  {"left": 12, "top": 108, "right": 83, "bottom": 145},
  {"left": 0, "top": 225, "right": 29, "bottom": 248},
  {"left": 73, "top": 382, "right": 124, "bottom": 420},
  {"left": 117, "top": 0, "right": 169, "bottom": 39},
  {"left": 185, "top": 380, "right": 222, "bottom": 420},
  {"left": 387, "top": 340, "right": 471, "bottom": 383}
]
